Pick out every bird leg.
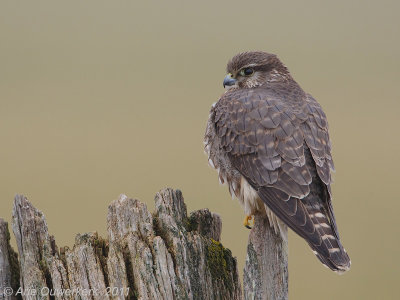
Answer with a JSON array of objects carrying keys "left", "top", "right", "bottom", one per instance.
[{"left": 243, "top": 215, "right": 254, "bottom": 229}]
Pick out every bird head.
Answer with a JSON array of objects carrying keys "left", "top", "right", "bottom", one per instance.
[{"left": 223, "top": 51, "right": 290, "bottom": 90}]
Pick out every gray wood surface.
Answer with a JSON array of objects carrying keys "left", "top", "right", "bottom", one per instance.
[
  {"left": 0, "top": 219, "right": 20, "bottom": 300},
  {"left": 0, "top": 189, "right": 288, "bottom": 299},
  {"left": 244, "top": 215, "right": 288, "bottom": 300},
  {"left": 2, "top": 189, "right": 244, "bottom": 300}
]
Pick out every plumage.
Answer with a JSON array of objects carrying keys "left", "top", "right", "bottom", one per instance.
[{"left": 204, "top": 51, "right": 350, "bottom": 273}]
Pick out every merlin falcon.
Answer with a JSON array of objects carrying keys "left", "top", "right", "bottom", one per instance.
[{"left": 204, "top": 51, "right": 350, "bottom": 273}]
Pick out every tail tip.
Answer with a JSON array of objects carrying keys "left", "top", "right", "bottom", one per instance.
[
  {"left": 333, "top": 260, "right": 351, "bottom": 275},
  {"left": 314, "top": 248, "right": 351, "bottom": 274},
  {"left": 334, "top": 248, "right": 351, "bottom": 274}
]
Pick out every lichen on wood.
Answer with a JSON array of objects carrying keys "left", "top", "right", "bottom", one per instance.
[
  {"left": 0, "top": 188, "right": 288, "bottom": 299},
  {"left": 1, "top": 188, "right": 242, "bottom": 300}
]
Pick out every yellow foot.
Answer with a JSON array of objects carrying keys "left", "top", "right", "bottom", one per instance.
[{"left": 243, "top": 215, "right": 254, "bottom": 229}]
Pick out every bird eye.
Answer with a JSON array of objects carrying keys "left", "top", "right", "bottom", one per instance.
[{"left": 240, "top": 68, "right": 254, "bottom": 76}]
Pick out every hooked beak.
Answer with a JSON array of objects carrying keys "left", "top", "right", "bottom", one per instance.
[{"left": 223, "top": 73, "right": 237, "bottom": 88}]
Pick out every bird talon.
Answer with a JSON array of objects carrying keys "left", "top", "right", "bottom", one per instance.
[{"left": 243, "top": 215, "right": 253, "bottom": 229}]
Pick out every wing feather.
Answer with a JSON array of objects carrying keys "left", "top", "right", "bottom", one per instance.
[{"left": 212, "top": 87, "right": 350, "bottom": 272}]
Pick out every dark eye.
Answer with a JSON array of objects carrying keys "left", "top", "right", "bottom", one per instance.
[{"left": 240, "top": 68, "right": 254, "bottom": 76}]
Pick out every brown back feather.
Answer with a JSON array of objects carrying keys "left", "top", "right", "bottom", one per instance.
[{"left": 214, "top": 83, "right": 350, "bottom": 272}]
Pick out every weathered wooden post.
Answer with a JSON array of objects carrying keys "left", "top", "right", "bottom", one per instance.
[
  {"left": 244, "top": 215, "right": 288, "bottom": 300},
  {"left": 1, "top": 189, "right": 242, "bottom": 300},
  {"left": 0, "top": 219, "right": 20, "bottom": 300},
  {"left": 0, "top": 188, "right": 288, "bottom": 299}
]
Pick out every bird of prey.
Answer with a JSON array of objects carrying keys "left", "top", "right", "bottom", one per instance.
[{"left": 204, "top": 51, "right": 350, "bottom": 273}]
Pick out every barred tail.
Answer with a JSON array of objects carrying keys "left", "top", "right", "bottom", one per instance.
[
  {"left": 307, "top": 206, "right": 351, "bottom": 274},
  {"left": 258, "top": 187, "right": 351, "bottom": 273}
]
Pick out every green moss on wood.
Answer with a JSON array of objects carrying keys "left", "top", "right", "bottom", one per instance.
[{"left": 206, "top": 239, "right": 237, "bottom": 292}]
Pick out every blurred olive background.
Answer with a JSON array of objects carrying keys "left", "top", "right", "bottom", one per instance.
[{"left": 1, "top": 1, "right": 399, "bottom": 299}]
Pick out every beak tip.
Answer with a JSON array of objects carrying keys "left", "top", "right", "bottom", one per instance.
[{"left": 223, "top": 74, "right": 237, "bottom": 88}]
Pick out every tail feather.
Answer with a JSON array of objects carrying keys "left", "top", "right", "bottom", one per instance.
[
  {"left": 306, "top": 199, "right": 351, "bottom": 273},
  {"left": 258, "top": 187, "right": 351, "bottom": 273},
  {"left": 312, "top": 244, "right": 350, "bottom": 274}
]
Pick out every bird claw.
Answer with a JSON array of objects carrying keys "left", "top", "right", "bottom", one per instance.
[{"left": 243, "top": 215, "right": 254, "bottom": 229}]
